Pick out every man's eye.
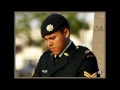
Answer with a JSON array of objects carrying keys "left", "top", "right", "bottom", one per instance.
[{"left": 51, "top": 37, "right": 55, "bottom": 40}]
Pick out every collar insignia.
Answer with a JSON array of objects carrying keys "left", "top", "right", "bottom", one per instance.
[
  {"left": 46, "top": 24, "right": 54, "bottom": 32},
  {"left": 64, "top": 53, "right": 69, "bottom": 56}
]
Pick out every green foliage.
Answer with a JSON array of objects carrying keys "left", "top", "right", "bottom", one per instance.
[{"left": 65, "top": 13, "right": 89, "bottom": 36}]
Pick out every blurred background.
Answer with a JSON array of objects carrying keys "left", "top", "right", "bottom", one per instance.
[{"left": 15, "top": 12, "right": 95, "bottom": 77}]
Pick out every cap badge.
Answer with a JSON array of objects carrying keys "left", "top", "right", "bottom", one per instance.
[
  {"left": 46, "top": 24, "right": 54, "bottom": 32},
  {"left": 64, "top": 53, "right": 69, "bottom": 56}
]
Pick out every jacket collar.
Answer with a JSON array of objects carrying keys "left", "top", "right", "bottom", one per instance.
[{"left": 46, "top": 42, "right": 76, "bottom": 77}]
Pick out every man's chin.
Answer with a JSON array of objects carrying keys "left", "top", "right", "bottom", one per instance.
[{"left": 52, "top": 52, "right": 59, "bottom": 55}]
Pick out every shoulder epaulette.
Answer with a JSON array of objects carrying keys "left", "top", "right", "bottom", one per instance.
[
  {"left": 76, "top": 45, "right": 92, "bottom": 54},
  {"left": 76, "top": 45, "right": 96, "bottom": 59}
]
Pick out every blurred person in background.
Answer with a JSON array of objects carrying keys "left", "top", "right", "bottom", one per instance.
[{"left": 32, "top": 13, "right": 101, "bottom": 77}]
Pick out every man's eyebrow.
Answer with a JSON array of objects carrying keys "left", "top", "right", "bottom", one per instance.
[{"left": 44, "top": 36, "right": 55, "bottom": 40}]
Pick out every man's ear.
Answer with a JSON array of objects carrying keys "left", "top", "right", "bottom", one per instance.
[{"left": 64, "top": 28, "right": 70, "bottom": 38}]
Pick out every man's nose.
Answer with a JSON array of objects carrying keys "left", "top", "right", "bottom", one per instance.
[{"left": 47, "top": 40, "right": 52, "bottom": 46}]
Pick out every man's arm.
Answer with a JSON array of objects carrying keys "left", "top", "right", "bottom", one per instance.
[
  {"left": 77, "top": 53, "right": 100, "bottom": 77},
  {"left": 32, "top": 58, "right": 42, "bottom": 77}
]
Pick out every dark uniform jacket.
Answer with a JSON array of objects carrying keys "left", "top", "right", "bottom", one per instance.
[{"left": 32, "top": 42, "right": 100, "bottom": 77}]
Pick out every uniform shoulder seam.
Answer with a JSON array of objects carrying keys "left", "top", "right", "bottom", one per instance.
[{"left": 76, "top": 45, "right": 94, "bottom": 56}]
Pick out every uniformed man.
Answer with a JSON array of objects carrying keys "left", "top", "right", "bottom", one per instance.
[{"left": 32, "top": 13, "right": 101, "bottom": 78}]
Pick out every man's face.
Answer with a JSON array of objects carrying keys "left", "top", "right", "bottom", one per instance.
[{"left": 44, "top": 29, "right": 69, "bottom": 55}]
